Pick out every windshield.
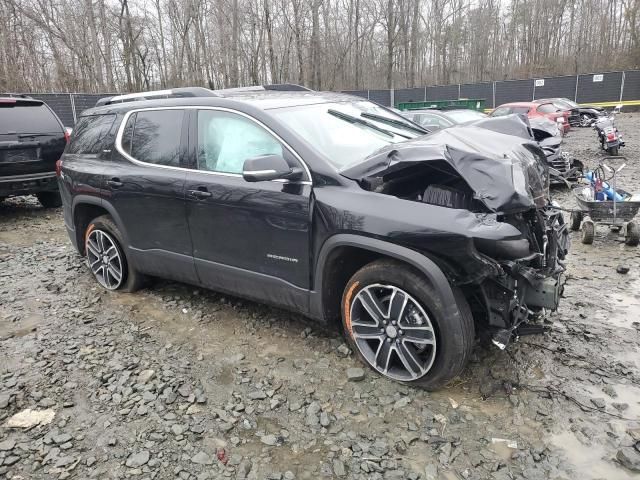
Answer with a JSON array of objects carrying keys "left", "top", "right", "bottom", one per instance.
[
  {"left": 445, "top": 110, "right": 487, "bottom": 123},
  {"left": 270, "top": 101, "right": 422, "bottom": 168}
]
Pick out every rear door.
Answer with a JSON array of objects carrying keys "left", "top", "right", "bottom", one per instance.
[
  {"left": 107, "top": 108, "right": 198, "bottom": 283},
  {"left": 0, "top": 99, "right": 65, "bottom": 179}
]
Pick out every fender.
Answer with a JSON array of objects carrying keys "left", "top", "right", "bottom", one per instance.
[
  {"left": 71, "top": 195, "right": 131, "bottom": 249},
  {"left": 310, "top": 233, "right": 462, "bottom": 324}
]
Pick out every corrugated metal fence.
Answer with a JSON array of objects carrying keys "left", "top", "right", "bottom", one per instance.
[
  {"left": 19, "top": 70, "right": 639, "bottom": 125},
  {"left": 343, "top": 70, "right": 639, "bottom": 109}
]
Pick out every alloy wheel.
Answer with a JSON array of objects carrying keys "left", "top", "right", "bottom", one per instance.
[
  {"left": 349, "top": 284, "right": 437, "bottom": 381},
  {"left": 86, "top": 229, "right": 124, "bottom": 290}
]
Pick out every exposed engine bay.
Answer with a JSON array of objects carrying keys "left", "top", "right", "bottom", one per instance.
[{"left": 341, "top": 115, "right": 570, "bottom": 348}]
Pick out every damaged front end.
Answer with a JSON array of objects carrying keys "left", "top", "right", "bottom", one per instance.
[{"left": 341, "top": 117, "right": 569, "bottom": 348}]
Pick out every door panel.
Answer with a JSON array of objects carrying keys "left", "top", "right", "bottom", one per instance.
[
  {"left": 105, "top": 109, "right": 197, "bottom": 283},
  {"left": 185, "top": 108, "right": 311, "bottom": 312}
]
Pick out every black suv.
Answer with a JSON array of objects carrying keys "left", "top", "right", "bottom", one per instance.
[
  {"left": 1, "top": 95, "right": 68, "bottom": 207},
  {"left": 59, "top": 87, "right": 568, "bottom": 389}
]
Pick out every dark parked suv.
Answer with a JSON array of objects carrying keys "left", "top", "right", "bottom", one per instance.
[
  {"left": 59, "top": 87, "right": 568, "bottom": 389},
  {"left": 1, "top": 95, "right": 68, "bottom": 207}
]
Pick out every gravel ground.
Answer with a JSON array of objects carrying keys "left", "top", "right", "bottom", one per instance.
[{"left": 1, "top": 114, "right": 639, "bottom": 480}]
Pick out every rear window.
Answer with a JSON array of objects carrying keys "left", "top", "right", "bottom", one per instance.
[
  {"left": 67, "top": 114, "right": 117, "bottom": 154},
  {"left": 0, "top": 102, "right": 62, "bottom": 134}
]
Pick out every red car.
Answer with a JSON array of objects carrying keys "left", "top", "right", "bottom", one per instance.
[{"left": 490, "top": 102, "right": 570, "bottom": 134}]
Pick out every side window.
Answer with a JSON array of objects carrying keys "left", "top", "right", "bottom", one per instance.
[
  {"left": 537, "top": 103, "right": 556, "bottom": 114},
  {"left": 121, "top": 110, "right": 184, "bottom": 167},
  {"left": 67, "top": 114, "right": 116, "bottom": 154},
  {"left": 491, "top": 107, "right": 509, "bottom": 117},
  {"left": 197, "top": 110, "right": 283, "bottom": 174}
]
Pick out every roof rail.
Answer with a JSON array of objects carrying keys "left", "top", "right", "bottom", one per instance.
[
  {"left": 96, "top": 87, "right": 219, "bottom": 107},
  {"left": 213, "top": 83, "right": 312, "bottom": 95}
]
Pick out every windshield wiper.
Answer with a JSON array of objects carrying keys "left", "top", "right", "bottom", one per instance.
[
  {"left": 327, "top": 109, "right": 399, "bottom": 138},
  {"left": 360, "top": 112, "right": 428, "bottom": 135}
]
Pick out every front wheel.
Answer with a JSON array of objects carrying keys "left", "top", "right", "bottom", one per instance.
[
  {"left": 84, "top": 215, "right": 145, "bottom": 292},
  {"left": 341, "top": 259, "right": 474, "bottom": 390}
]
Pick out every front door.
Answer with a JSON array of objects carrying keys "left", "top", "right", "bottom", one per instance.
[{"left": 184, "top": 108, "right": 311, "bottom": 312}]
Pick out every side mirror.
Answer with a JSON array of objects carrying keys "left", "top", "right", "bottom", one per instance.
[{"left": 242, "top": 154, "right": 303, "bottom": 182}]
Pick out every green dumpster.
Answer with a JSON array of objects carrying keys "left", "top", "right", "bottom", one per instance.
[{"left": 397, "top": 98, "right": 486, "bottom": 111}]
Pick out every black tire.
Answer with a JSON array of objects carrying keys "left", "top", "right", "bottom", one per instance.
[
  {"left": 570, "top": 211, "right": 582, "bottom": 231},
  {"left": 581, "top": 221, "right": 595, "bottom": 245},
  {"left": 608, "top": 146, "right": 619, "bottom": 156},
  {"left": 341, "top": 259, "right": 474, "bottom": 390},
  {"left": 36, "top": 191, "right": 62, "bottom": 208},
  {"left": 580, "top": 113, "right": 592, "bottom": 127},
  {"left": 84, "top": 215, "right": 145, "bottom": 292},
  {"left": 625, "top": 222, "right": 639, "bottom": 247}
]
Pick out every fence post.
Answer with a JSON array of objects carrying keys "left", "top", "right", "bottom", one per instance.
[
  {"left": 574, "top": 75, "right": 579, "bottom": 103},
  {"left": 532, "top": 81, "right": 536, "bottom": 101},
  {"left": 69, "top": 93, "right": 77, "bottom": 124},
  {"left": 620, "top": 71, "right": 625, "bottom": 102},
  {"left": 492, "top": 81, "right": 496, "bottom": 108},
  {"left": 424, "top": 86, "right": 427, "bottom": 102},
  {"left": 457, "top": 84, "right": 461, "bottom": 99},
  {"left": 367, "top": 90, "right": 370, "bottom": 100},
  {"left": 390, "top": 88, "right": 394, "bottom": 107}
]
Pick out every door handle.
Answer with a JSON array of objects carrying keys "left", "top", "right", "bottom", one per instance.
[
  {"left": 188, "top": 188, "right": 212, "bottom": 199},
  {"left": 107, "top": 178, "right": 123, "bottom": 188}
]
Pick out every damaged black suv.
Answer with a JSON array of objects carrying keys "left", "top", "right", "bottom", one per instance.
[{"left": 59, "top": 87, "right": 569, "bottom": 390}]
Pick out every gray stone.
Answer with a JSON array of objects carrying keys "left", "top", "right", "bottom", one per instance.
[
  {"left": 236, "top": 459, "right": 252, "bottom": 479},
  {"left": 333, "top": 459, "right": 346, "bottom": 477},
  {"left": 55, "top": 455, "right": 76, "bottom": 468},
  {"left": 261, "top": 434, "right": 278, "bottom": 446},
  {"left": 86, "top": 456, "right": 97, "bottom": 467},
  {"left": 138, "top": 369, "right": 156, "bottom": 384},
  {"left": 424, "top": 464, "right": 438, "bottom": 480},
  {"left": 0, "top": 393, "right": 10, "bottom": 409},
  {"left": 617, "top": 448, "right": 640, "bottom": 472},
  {"left": 248, "top": 390, "right": 267, "bottom": 400},
  {"left": 126, "top": 451, "right": 150, "bottom": 468},
  {"left": 53, "top": 433, "right": 73, "bottom": 445},
  {"left": 191, "top": 451, "right": 213, "bottom": 465},
  {"left": 346, "top": 367, "right": 365, "bottom": 382},
  {"left": 591, "top": 398, "right": 606, "bottom": 409},
  {"left": 3, "top": 456, "right": 20, "bottom": 466},
  {"left": 0, "top": 439, "right": 16, "bottom": 451},
  {"left": 320, "top": 411, "right": 330, "bottom": 427}
]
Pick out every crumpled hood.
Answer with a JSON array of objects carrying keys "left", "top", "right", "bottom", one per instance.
[{"left": 341, "top": 117, "right": 549, "bottom": 213}]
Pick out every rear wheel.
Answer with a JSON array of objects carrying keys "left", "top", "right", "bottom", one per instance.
[
  {"left": 625, "top": 222, "right": 639, "bottom": 247},
  {"left": 36, "top": 191, "right": 62, "bottom": 208},
  {"left": 580, "top": 113, "right": 592, "bottom": 127},
  {"left": 84, "top": 215, "right": 145, "bottom": 292},
  {"left": 581, "top": 220, "right": 595, "bottom": 244},
  {"left": 341, "top": 259, "right": 474, "bottom": 390}
]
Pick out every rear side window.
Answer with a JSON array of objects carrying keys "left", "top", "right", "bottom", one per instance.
[
  {"left": 67, "top": 114, "right": 116, "bottom": 154},
  {"left": 510, "top": 106, "right": 530, "bottom": 114},
  {"left": 0, "top": 102, "right": 62, "bottom": 134},
  {"left": 537, "top": 103, "right": 557, "bottom": 114},
  {"left": 121, "top": 110, "right": 184, "bottom": 167}
]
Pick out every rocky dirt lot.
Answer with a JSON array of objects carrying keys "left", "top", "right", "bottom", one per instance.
[{"left": 1, "top": 114, "right": 640, "bottom": 480}]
